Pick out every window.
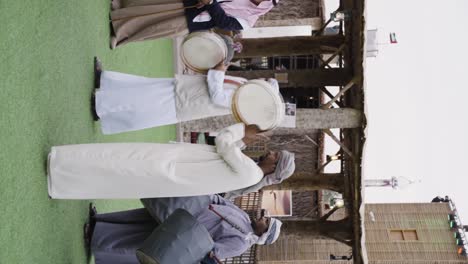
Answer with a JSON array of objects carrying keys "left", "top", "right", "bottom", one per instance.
[
  {"left": 389, "top": 230, "right": 404, "bottom": 241},
  {"left": 389, "top": 229, "right": 419, "bottom": 241}
]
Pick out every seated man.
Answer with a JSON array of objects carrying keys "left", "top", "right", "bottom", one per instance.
[{"left": 87, "top": 194, "right": 282, "bottom": 264}]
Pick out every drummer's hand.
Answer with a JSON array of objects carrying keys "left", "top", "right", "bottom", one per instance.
[
  {"left": 196, "top": 1, "right": 205, "bottom": 8},
  {"left": 243, "top": 124, "right": 261, "bottom": 145},
  {"left": 197, "top": 0, "right": 212, "bottom": 8},
  {"left": 214, "top": 61, "right": 230, "bottom": 72}
]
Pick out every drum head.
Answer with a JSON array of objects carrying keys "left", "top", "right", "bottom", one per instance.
[
  {"left": 232, "top": 80, "right": 285, "bottom": 131},
  {"left": 181, "top": 32, "right": 227, "bottom": 73}
]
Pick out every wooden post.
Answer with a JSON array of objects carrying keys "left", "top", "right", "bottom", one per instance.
[
  {"left": 226, "top": 68, "right": 351, "bottom": 87},
  {"left": 321, "top": 76, "right": 360, "bottom": 109},
  {"left": 179, "top": 108, "right": 363, "bottom": 132},
  {"left": 282, "top": 218, "right": 353, "bottom": 246},
  {"left": 258, "top": 0, "right": 321, "bottom": 27},
  {"left": 263, "top": 173, "right": 345, "bottom": 193},
  {"left": 256, "top": 17, "right": 322, "bottom": 28},
  {"left": 294, "top": 108, "right": 362, "bottom": 129},
  {"left": 235, "top": 35, "right": 345, "bottom": 58},
  {"left": 320, "top": 87, "right": 343, "bottom": 107}
]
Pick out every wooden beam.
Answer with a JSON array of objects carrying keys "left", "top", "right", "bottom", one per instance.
[
  {"left": 321, "top": 206, "right": 340, "bottom": 221},
  {"left": 321, "top": 76, "right": 360, "bottom": 109},
  {"left": 320, "top": 44, "right": 346, "bottom": 68},
  {"left": 179, "top": 108, "right": 363, "bottom": 133},
  {"left": 315, "top": 159, "right": 332, "bottom": 174},
  {"left": 313, "top": 17, "right": 334, "bottom": 36},
  {"left": 304, "top": 134, "right": 319, "bottom": 146},
  {"left": 282, "top": 218, "right": 353, "bottom": 246},
  {"left": 320, "top": 87, "right": 344, "bottom": 108},
  {"left": 235, "top": 35, "right": 345, "bottom": 58},
  {"left": 278, "top": 216, "right": 319, "bottom": 221},
  {"left": 226, "top": 68, "right": 352, "bottom": 87},
  {"left": 295, "top": 108, "right": 363, "bottom": 129},
  {"left": 315, "top": 149, "right": 340, "bottom": 173},
  {"left": 323, "top": 129, "right": 354, "bottom": 159},
  {"left": 256, "top": 17, "right": 322, "bottom": 28},
  {"left": 317, "top": 55, "right": 332, "bottom": 69},
  {"left": 263, "top": 173, "right": 344, "bottom": 192}
]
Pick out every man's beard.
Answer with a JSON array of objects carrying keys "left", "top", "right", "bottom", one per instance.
[
  {"left": 251, "top": 209, "right": 267, "bottom": 229},
  {"left": 258, "top": 154, "right": 268, "bottom": 163},
  {"left": 251, "top": 219, "right": 258, "bottom": 230}
]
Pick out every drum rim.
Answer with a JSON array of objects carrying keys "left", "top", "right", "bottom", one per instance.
[
  {"left": 181, "top": 31, "right": 227, "bottom": 73},
  {"left": 232, "top": 80, "right": 285, "bottom": 131}
]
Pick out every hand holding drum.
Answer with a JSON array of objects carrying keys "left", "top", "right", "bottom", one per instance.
[
  {"left": 213, "top": 61, "right": 230, "bottom": 72},
  {"left": 197, "top": 0, "right": 213, "bottom": 7},
  {"left": 242, "top": 124, "right": 261, "bottom": 145}
]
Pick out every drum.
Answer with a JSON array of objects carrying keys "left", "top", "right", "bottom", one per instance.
[
  {"left": 181, "top": 32, "right": 228, "bottom": 73},
  {"left": 232, "top": 80, "right": 285, "bottom": 131},
  {"left": 136, "top": 209, "right": 214, "bottom": 264}
]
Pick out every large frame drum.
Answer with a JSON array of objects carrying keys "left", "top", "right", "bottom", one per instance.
[
  {"left": 181, "top": 32, "right": 228, "bottom": 73},
  {"left": 232, "top": 80, "right": 285, "bottom": 131}
]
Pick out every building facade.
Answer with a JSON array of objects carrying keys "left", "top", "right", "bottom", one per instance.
[
  {"left": 364, "top": 202, "right": 467, "bottom": 264},
  {"left": 258, "top": 202, "right": 468, "bottom": 264}
]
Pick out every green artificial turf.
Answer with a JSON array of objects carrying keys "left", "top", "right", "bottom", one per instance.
[{"left": 0, "top": 1, "right": 176, "bottom": 263}]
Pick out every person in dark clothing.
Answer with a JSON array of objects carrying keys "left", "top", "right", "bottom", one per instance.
[{"left": 109, "top": 0, "right": 279, "bottom": 48}]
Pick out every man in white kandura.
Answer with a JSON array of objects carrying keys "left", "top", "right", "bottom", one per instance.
[
  {"left": 47, "top": 123, "right": 284, "bottom": 199},
  {"left": 92, "top": 57, "right": 280, "bottom": 134}
]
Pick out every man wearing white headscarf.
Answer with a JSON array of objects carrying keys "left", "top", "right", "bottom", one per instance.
[
  {"left": 47, "top": 123, "right": 282, "bottom": 199},
  {"left": 224, "top": 150, "right": 295, "bottom": 200},
  {"left": 87, "top": 194, "right": 282, "bottom": 264},
  {"left": 256, "top": 212, "right": 282, "bottom": 245},
  {"left": 92, "top": 57, "right": 281, "bottom": 135}
]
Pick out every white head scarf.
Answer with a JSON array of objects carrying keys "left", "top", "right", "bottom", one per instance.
[
  {"left": 224, "top": 150, "right": 295, "bottom": 200},
  {"left": 245, "top": 232, "right": 260, "bottom": 245},
  {"left": 256, "top": 217, "right": 282, "bottom": 245},
  {"left": 261, "top": 150, "right": 295, "bottom": 185}
]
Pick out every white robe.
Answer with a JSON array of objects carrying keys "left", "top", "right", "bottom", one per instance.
[
  {"left": 47, "top": 123, "right": 263, "bottom": 199},
  {"left": 96, "top": 70, "right": 246, "bottom": 135}
]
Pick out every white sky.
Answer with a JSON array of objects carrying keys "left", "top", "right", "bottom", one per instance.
[
  {"left": 246, "top": 0, "right": 468, "bottom": 224},
  {"left": 322, "top": 0, "right": 468, "bottom": 223}
]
